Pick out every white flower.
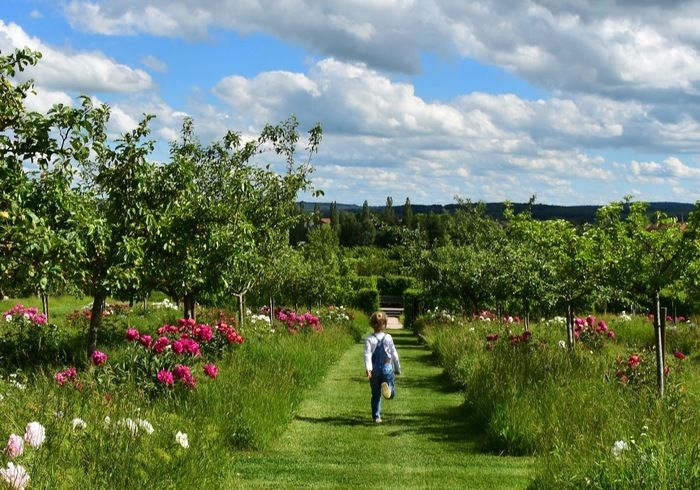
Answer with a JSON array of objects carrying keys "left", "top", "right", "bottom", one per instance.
[
  {"left": 10, "top": 381, "right": 25, "bottom": 391},
  {"left": 103, "top": 416, "right": 111, "bottom": 427},
  {"left": 72, "top": 418, "right": 87, "bottom": 431},
  {"left": 4, "top": 315, "right": 11, "bottom": 322},
  {"left": 611, "top": 439, "right": 629, "bottom": 459},
  {"left": 53, "top": 411, "right": 64, "bottom": 418},
  {"left": 0, "top": 462, "right": 30, "bottom": 490},
  {"left": 137, "top": 419, "right": 154, "bottom": 435},
  {"left": 175, "top": 431, "right": 189, "bottom": 448},
  {"left": 558, "top": 340, "right": 567, "bottom": 349},
  {"left": 22, "top": 313, "right": 29, "bottom": 320},
  {"left": 23, "top": 422, "right": 45, "bottom": 449},
  {"left": 117, "top": 418, "right": 138, "bottom": 436}
]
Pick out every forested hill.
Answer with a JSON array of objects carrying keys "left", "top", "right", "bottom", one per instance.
[{"left": 300, "top": 201, "right": 696, "bottom": 223}]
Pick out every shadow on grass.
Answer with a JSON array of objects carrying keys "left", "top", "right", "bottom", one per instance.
[
  {"left": 295, "top": 414, "right": 370, "bottom": 427},
  {"left": 382, "top": 404, "right": 477, "bottom": 444},
  {"left": 399, "top": 370, "right": 460, "bottom": 394}
]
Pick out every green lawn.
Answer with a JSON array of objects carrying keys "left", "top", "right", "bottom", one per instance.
[{"left": 228, "top": 328, "right": 534, "bottom": 489}]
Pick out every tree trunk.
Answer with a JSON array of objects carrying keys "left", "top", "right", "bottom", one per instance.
[
  {"left": 40, "top": 292, "right": 49, "bottom": 323},
  {"left": 269, "top": 296, "right": 274, "bottom": 325},
  {"left": 87, "top": 291, "right": 105, "bottom": 358},
  {"left": 236, "top": 293, "right": 245, "bottom": 329},
  {"left": 183, "top": 292, "right": 196, "bottom": 321},
  {"left": 524, "top": 299, "right": 530, "bottom": 331},
  {"left": 566, "top": 301, "right": 574, "bottom": 350}
]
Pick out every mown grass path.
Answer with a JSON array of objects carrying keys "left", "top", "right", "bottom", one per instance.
[{"left": 229, "top": 328, "right": 533, "bottom": 489}]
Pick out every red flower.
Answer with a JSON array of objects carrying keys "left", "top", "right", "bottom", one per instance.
[
  {"left": 628, "top": 355, "right": 641, "bottom": 369},
  {"left": 674, "top": 351, "right": 686, "bottom": 360}
]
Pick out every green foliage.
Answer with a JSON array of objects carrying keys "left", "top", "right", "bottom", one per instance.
[
  {"left": 376, "top": 275, "right": 414, "bottom": 296},
  {"left": 0, "top": 298, "right": 360, "bottom": 488},
  {"left": 402, "top": 288, "right": 422, "bottom": 329},
  {"left": 352, "top": 288, "right": 380, "bottom": 315},
  {"left": 421, "top": 315, "right": 700, "bottom": 487}
]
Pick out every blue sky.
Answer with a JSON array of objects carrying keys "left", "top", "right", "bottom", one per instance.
[{"left": 4, "top": 0, "right": 700, "bottom": 206}]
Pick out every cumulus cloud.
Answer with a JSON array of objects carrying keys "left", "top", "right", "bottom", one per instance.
[
  {"left": 62, "top": 0, "right": 700, "bottom": 102},
  {"left": 0, "top": 20, "right": 152, "bottom": 93}
]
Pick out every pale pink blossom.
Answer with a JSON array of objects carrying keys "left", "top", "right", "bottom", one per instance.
[
  {"left": 23, "top": 422, "right": 45, "bottom": 449},
  {"left": 4, "top": 435, "right": 23, "bottom": 458},
  {"left": 0, "top": 462, "right": 30, "bottom": 489}
]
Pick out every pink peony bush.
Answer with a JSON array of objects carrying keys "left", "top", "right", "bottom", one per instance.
[
  {"left": 574, "top": 315, "right": 616, "bottom": 351},
  {"left": 3, "top": 305, "right": 46, "bottom": 326},
  {"left": 122, "top": 318, "right": 243, "bottom": 391},
  {"left": 275, "top": 309, "right": 322, "bottom": 333}
]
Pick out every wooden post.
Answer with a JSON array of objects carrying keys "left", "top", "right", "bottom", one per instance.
[
  {"left": 660, "top": 306, "right": 667, "bottom": 358},
  {"left": 654, "top": 291, "right": 665, "bottom": 397}
]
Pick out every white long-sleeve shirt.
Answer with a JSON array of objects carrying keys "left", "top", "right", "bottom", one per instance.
[{"left": 364, "top": 332, "right": 401, "bottom": 374}]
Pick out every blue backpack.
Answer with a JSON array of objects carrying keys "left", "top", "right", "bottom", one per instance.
[{"left": 371, "top": 334, "right": 389, "bottom": 368}]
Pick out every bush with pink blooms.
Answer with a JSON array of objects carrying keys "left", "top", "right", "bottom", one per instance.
[
  {"left": 275, "top": 309, "right": 322, "bottom": 333},
  {"left": 574, "top": 315, "right": 617, "bottom": 351},
  {"left": 0, "top": 304, "right": 61, "bottom": 365},
  {"left": 118, "top": 318, "right": 243, "bottom": 391}
]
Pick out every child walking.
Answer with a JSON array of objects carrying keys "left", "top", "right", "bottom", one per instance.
[{"left": 364, "top": 311, "right": 401, "bottom": 423}]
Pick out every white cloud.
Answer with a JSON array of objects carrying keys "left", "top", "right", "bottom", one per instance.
[
  {"left": 140, "top": 54, "right": 168, "bottom": 73},
  {"left": 629, "top": 157, "right": 700, "bottom": 181},
  {"left": 0, "top": 20, "right": 152, "bottom": 94},
  {"left": 61, "top": 0, "right": 700, "bottom": 101}
]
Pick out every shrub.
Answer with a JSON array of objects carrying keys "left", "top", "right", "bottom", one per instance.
[
  {"left": 376, "top": 275, "right": 415, "bottom": 296},
  {"left": 352, "top": 288, "right": 379, "bottom": 315},
  {"left": 402, "top": 288, "right": 422, "bottom": 329}
]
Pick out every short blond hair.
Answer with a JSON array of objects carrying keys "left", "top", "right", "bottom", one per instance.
[{"left": 370, "top": 311, "right": 388, "bottom": 330}]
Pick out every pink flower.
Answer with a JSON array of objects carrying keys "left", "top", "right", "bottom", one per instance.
[
  {"left": 0, "top": 462, "right": 30, "bottom": 490},
  {"left": 91, "top": 351, "right": 108, "bottom": 366},
  {"left": 172, "top": 364, "right": 191, "bottom": 381},
  {"left": 586, "top": 315, "right": 595, "bottom": 327},
  {"left": 23, "top": 422, "right": 45, "bottom": 449},
  {"left": 171, "top": 340, "right": 184, "bottom": 354},
  {"left": 139, "top": 335, "right": 153, "bottom": 347},
  {"left": 153, "top": 337, "right": 170, "bottom": 354},
  {"left": 628, "top": 355, "right": 641, "bottom": 369},
  {"left": 125, "top": 329, "right": 140, "bottom": 341},
  {"left": 55, "top": 367, "right": 77, "bottom": 386},
  {"left": 182, "top": 339, "right": 200, "bottom": 356},
  {"left": 486, "top": 333, "right": 499, "bottom": 342},
  {"left": 674, "top": 351, "right": 687, "bottom": 360},
  {"left": 203, "top": 364, "right": 218, "bottom": 379},
  {"left": 607, "top": 330, "right": 616, "bottom": 340},
  {"left": 54, "top": 372, "right": 66, "bottom": 386},
  {"left": 4, "top": 435, "right": 23, "bottom": 458},
  {"left": 194, "top": 325, "right": 213, "bottom": 342},
  {"left": 156, "top": 370, "right": 174, "bottom": 386}
]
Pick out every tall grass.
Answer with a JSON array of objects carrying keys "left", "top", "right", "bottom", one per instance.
[
  {"left": 419, "top": 315, "right": 700, "bottom": 488},
  {"left": 0, "top": 300, "right": 364, "bottom": 488}
]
